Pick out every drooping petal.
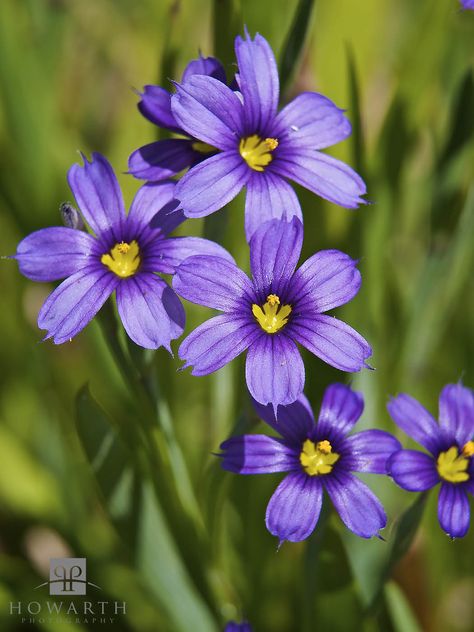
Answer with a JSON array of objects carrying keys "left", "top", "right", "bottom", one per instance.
[
  {"left": 172, "top": 75, "right": 244, "bottom": 150},
  {"left": 344, "top": 430, "right": 402, "bottom": 474},
  {"left": 439, "top": 383, "right": 474, "bottom": 446},
  {"left": 126, "top": 181, "right": 177, "bottom": 240},
  {"left": 288, "top": 250, "right": 361, "bottom": 313},
  {"left": 234, "top": 31, "right": 279, "bottom": 134},
  {"left": 387, "top": 449, "right": 439, "bottom": 491},
  {"left": 175, "top": 151, "right": 249, "bottom": 218},
  {"left": 116, "top": 274, "right": 184, "bottom": 351},
  {"left": 272, "top": 150, "right": 366, "bottom": 209},
  {"left": 244, "top": 170, "right": 302, "bottom": 241},
  {"left": 148, "top": 236, "right": 235, "bottom": 274},
  {"left": 15, "top": 227, "right": 98, "bottom": 282},
  {"left": 251, "top": 394, "right": 314, "bottom": 445},
  {"left": 274, "top": 92, "right": 352, "bottom": 150},
  {"left": 181, "top": 55, "right": 227, "bottom": 83},
  {"left": 249, "top": 216, "right": 303, "bottom": 296},
  {"left": 325, "top": 471, "right": 386, "bottom": 538},
  {"left": 316, "top": 383, "right": 364, "bottom": 438},
  {"left": 179, "top": 314, "right": 260, "bottom": 375},
  {"left": 137, "top": 85, "right": 180, "bottom": 132},
  {"left": 173, "top": 255, "right": 253, "bottom": 312},
  {"left": 128, "top": 139, "right": 197, "bottom": 181},
  {"left": 245, "top": 334, "right": 305, "bottom": 407},
  {"left": 438, "top": 483, "right": 470, "bottom": 538},
  {"left": 67, "top": 153, "right": 125, "bottom": 241},
  {"left": 289, "top": 315, "right": 372, "bottom": 373},
  {"left": 38, "top": 266, "right": 117, "bottom": 344},
  {"left": 387, "top": 394, "right": 442, "bottom": 455},
  {"left": 220, "top": 435, "right": 298, "bottom": 474}
]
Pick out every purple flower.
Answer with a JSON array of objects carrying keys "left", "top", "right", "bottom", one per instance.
[
  {"left": 460, "top": 0, "right": 474, "bottom": 10},
  {"left": 14, "top": 153, "right": 231, "bottom": 348},
  {"left": 128, "top": 54, "right": 228, "bottom": 183},
  {"left": 165, "top": 31, "right": 366, "bottom": 239},
  {"left": 224, "top": 622, "right": 253, "bottom": 632},
  {"left": 387, "top": 383, "right": 474, "bottom": 538},
  {"left": 173, "top": 217, "right": 372, "bottom": 408},
  {"left": 220, "top": 384, "right": 400, "bottom": 542}
]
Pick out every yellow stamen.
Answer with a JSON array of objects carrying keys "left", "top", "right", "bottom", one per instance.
[
  {"left": 101, "top": 240, "right": 141, "bottom": 278},
  {"left": 462, "top": 441, "right": 474, "bottom": 457},
  {"left": 252, "top": 294, "right": 291, "bottom": 334},
  {"left": 191, "top": 141, "right": 216, "bottom": 154},
  {"left": 239, "top": 135, "right": 278, "bottom": 171},
  {"left": 437, "top": 446, "right": 470, "bottom": 483},
  {"left": 300, "top": 439, "right": 340, "bottom": 476}
]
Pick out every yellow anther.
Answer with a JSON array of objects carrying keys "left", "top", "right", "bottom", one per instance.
[
  {"left": 437, "top": 446, "right": 470, "bottom": 483},
  {"left": 252, "top": 296, "right": 291, "bottom": 334},
  {"left": 266, "top": 294, "right": 280, "bottom": 306},
  {"left": 239, "top": 134, "right": 278, "bottom": 171},
  {"left": 101, "top": 240, "right": 141, "bottom": 278},
  {"left": 462, "top": 441, "right": 474, "bottom": 457},
  {"left": 300, "top": 439, "right": 339, "bottom": 476},
  {"left": 191, "top": 141, "right": 216, "bottom": 154}
]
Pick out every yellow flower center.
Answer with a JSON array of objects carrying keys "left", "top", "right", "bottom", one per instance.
[
  {"left": 437, "top": 445, "right": 472, "bottom": 483},
  {"left": 300, "top": 439, "right": 340, "bottom": 476},
  {"left": 239, "top": 135, "right": 278, "bottom": 172},
  {"left": 101, "top": 240, "right": 141, "bottom": 278},
  {"left": 191, "top": 141, "right": 216, "bottom": 154},
  {"left": 252, "top": 294, "right": 291, "bottom": 334}
]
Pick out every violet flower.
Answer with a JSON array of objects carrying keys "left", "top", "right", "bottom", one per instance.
[
  {"left": 14, "top": 153, "right": 231, "bottom": 348},
  {"left": 460, "top": 0, "right": 474, "bottom": 10},
  {"left": 387, "top": 383, "right": 474, "bottom": 538},
  {"left": 128, "top": 54, "right": 228, "bottom": 182},
  {"left": 224, "top": 622, "right": 253, "bottom": 632},
  {"left": 220, "top": 384, "right": 400, "bottom": 542},
  {"left": 173, "top": 217, "right": 372, "bottom": 408},
  {"left": 167, "top": 31, "right": 366, "bottom": 238}
]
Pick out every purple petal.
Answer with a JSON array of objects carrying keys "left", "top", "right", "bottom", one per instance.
[
  {"left": 128, "top": 139, "right": 197, "bottom": 181},
  {"left": 38, "top": 266, "right": 117, "bottom": 344},
  {"left": 325, "top": 471, "right": 386, "bottom": 538},
  {"left": 245, "top": 334, "right": 305, "bottom": 407},
  {"left": 116, "top": 274, "right": 184, "bottom": 351},
  {"left": 249, "top": 216, "right": 303, "bottom": 295},
  {"left": 290, "top": 315, "right": 372, "bottom": 372},
  {"left": 387, "top": 394, "right": 441, "bottom": 455},
  {"left": 234, "top": 32, "right": 279, "bottom": 134},
  {"left": 438, "top": 483, "right": 470, "bottom": 538},
  {"left": 439, "top": 383, "right": 474, "bottom": 446},
  {"left": 173, "top": 255, "right": 253, "bottom": 311},
  {"left": 148, "top": 236, "right": 235, "bottom": 274},
  {"left": 172, "top": 76, "right": 244, "bottom": 150},
  {"left": 274, "top": 92, "right": 352, "bottom": 150},
  {"left": 345, "top": 430, "right": 402, "bottom": 474},
  {"left": 220, "top": 434, "right": 298, "bottom": 474},
  {"left": 251, "top": 394, "right": 314, "bottom": 445},
  {"left": 265, "top": 472, "right": 323, "bottom": 543},
  {"left": 15, "top": 227, "right": 98, "bottom": 282},
  {"left": 225, "top": 622, "right": 253, "bottom": 632},
  {"left": 179, "top": 314, "right": 260, "bottom": 375},
  {"left": 175, "top": 151, "right": 249, "bottom": 218},
  {"left": 126, "top": 181, "right": 177, "bottom": 240},
  {"left": 387, "top": 449, "right": 439, "bottom": 491},
  {"left": 316, "top": 383, "right": 364, "bottom": 438},
  {"left": 272, "top": 150, "right": 366, "bottom": 209},
  {"left": 67, "top": 153, "right": 125, "bottom": 240},
  {"left": 181, "top": 55, "right": 226, "bottom": 84},
  {"left": 137, "top": 85, "right": 180, "bottom": 132},
  {"left": 244, "top": 171, "right": 302, "bottom": 241},
  {"left": 288, "top": 250, "right": 361, "bottom": 313}
]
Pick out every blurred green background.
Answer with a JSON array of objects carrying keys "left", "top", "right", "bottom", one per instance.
[{"left": 1, "top": 0, "right": 473, "bottom": 630}]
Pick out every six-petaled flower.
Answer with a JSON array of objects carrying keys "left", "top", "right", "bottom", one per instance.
[{"left": 220, "top": 384, "right": 400, "bottom": 542}]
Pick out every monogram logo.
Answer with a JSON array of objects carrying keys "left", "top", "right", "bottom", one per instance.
[{"left": 34, "top": 559, "right": 101, "bottom": 595}]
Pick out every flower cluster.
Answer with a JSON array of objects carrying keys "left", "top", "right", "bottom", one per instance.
[{"left": 10, "top": 25, "right": 473, "bottom": 568}]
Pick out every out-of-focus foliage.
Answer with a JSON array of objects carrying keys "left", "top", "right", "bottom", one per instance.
[{"left": 0, "top": 1, "right": 473, "bottom": 631}]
